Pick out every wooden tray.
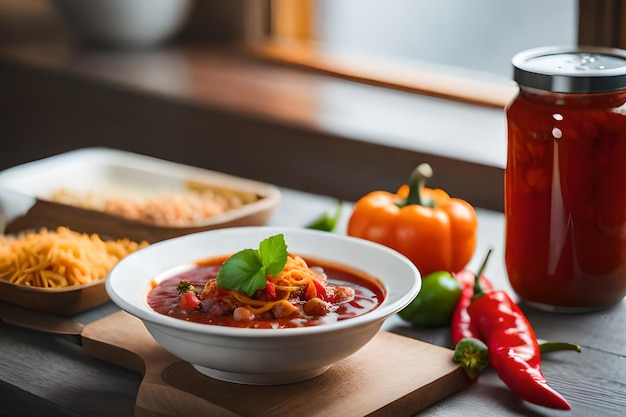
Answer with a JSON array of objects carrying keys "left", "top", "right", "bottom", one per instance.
[
  {"left": 0, "top": 279, "right": 109, "bottom": 316},
  {"left": 81, "top": 311, "right": 472, "bottom": 417}
]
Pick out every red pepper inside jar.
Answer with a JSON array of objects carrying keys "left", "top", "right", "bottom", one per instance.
[{"left": 505, "top": 46, "right": 626, "bottom": 311}]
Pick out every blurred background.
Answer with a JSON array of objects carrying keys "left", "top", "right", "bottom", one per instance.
[
  {"left": 317, "top": 0, "right": 576, "bottom": 78},
  {"left": 0, "top": 0, "right": 618, "bottom": 212}
]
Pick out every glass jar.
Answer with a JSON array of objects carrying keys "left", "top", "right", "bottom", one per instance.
[{"left": 505, "top": 46, "right": 626, "bottom": 312}]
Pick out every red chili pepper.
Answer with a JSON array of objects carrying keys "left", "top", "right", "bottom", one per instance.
[
  {"left": 467, "top": 254, "right": 571, "bottom": 410},
  {"left": 451, "top": 254, "right": 494, "bottom": 346}
]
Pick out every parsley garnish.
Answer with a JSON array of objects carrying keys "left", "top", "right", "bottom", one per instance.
[
  {"left": 176, "top": 279, "right": 195, "bottom": 294},
  {"left": 216, "top": 234, "right": 288, "bottom": 296}
]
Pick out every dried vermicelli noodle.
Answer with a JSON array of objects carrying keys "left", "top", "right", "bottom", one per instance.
[
  {"left": 0, "top": 226, "right": 149, "bottom": 288},
  {"left": 273, "top": 255, "right": 319, "bottom": 287}
]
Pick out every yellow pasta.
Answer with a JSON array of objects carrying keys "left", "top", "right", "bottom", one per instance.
[
  {"left": 273, "top": 255, "right": 320, "bottom": 287},
  {"left": 0, "top": 227, "right": 149, "bottom": 288}
]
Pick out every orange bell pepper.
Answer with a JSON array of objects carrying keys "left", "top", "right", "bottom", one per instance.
[{"left": 347, "top": 164, "right": 477, "bottom": 276}]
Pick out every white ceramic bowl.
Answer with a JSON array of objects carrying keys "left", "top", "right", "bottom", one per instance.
[
  {"left": 106, "top": 226, "right": 421, "bottom": 385},
  {"left": 51, "top": 0, "right": 193, "bottom": 49}
]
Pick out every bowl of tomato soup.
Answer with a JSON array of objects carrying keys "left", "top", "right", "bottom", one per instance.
[{"left": 106, "top": 226, "right": 421, "bottom": 385}]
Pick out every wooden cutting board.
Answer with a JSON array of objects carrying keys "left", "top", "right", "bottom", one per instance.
[{"left": 81, "top": 311, "right": 471, "bottom": 417}]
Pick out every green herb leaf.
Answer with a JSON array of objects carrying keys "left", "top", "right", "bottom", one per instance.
[
  {"left": 259, "top": 234, "right": 288, "bottom": 276},
  {"left": 216, "top": 234, "right": 288, "bottom": 296}
]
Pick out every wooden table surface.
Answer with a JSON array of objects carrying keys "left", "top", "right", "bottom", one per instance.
[{"left": 1, "top": 188, "right": 625, "bottom": 417}]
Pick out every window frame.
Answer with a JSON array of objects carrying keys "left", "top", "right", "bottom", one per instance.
[{"left": 243, "top": 0, "right": 626, "bottom": 108}]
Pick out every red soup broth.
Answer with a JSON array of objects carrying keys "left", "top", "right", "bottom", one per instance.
[{"left": 146, "top": 254, "right": 386, "bottom": 329}]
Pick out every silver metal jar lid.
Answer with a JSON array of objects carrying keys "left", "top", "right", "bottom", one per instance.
[{"left": 512, "top": 46, "right": 626, "bottom": 93}]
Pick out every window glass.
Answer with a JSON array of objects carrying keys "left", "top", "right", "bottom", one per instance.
[{"left": 316, "top": 0, "right": 577, "bottom": 81}]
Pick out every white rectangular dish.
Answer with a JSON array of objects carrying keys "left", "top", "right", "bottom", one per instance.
[{"left": 0, "top": 147, "right": 281, "bottom": 243}]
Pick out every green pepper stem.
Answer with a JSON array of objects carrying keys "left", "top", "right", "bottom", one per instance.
[
  {"left": 472, "top": 248, "right": 493, "bottom": 300},
  {"left": 453, "top": 337, "right": 490, "bottom": 380},
  {"left": 403, "top": 163, "right": 433, "bottom": 207},
  {"left": 538, "top": 340, "right": 582, "bottom": 354}
]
